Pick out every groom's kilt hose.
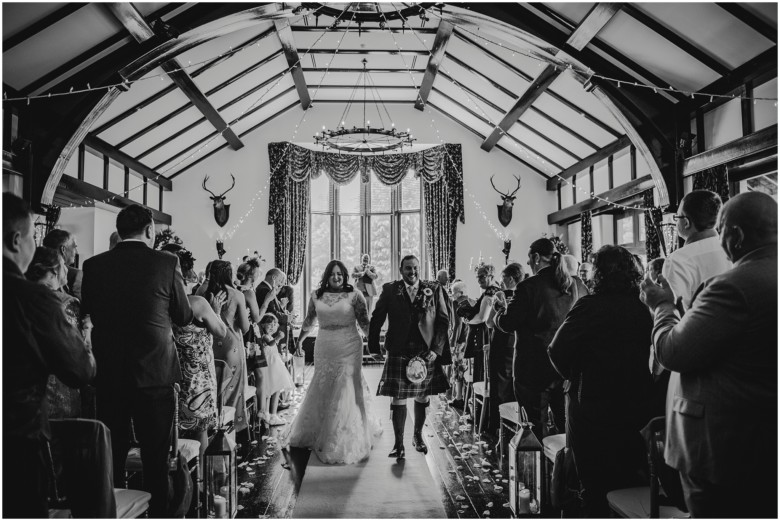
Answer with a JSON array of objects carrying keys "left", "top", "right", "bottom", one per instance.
[{"left": 377, "top": 343, "right": 450, "bottom": 398}]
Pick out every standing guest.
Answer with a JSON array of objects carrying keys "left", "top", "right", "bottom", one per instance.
[
  {"left": 646, "top": 257, "right": 665, "bottom": 284},
  {"left": 640, "top": 192, "right": 777, "bottom": 518},
  {"left": 109, "top": 230, "right": 121, "bottom": 251},
  {"left": 275, "top": 283, "right": 296, "bottom": 407},
  {"left": 370, "top": 254, "right": 450, "bottom": 458},
  {"left": 193, "top": 261, "right": 213, "bottom": 296},
  {"left": 255, "top": 268, "right": 287, "bottom": 322},
  {"left": 3, "top": 193, "right": 95, "bottom": 518},
  {"left": 353, "top": 253, "right": 378, "bottom": 315},
  {"left": 447, "top": 280, "right": 470, "bottom": 409},
  {"left": 204, "top": 260, "right": 250, "bottom": 433},
  {"left": 236, "top": 258, "right": 263, "bottom": 326},
  {"left": 25, "top": 247, "right": 90, "bottom": 419},
  {"left": 549, "top": 245, "right": 653, "bottom": 516},
  {"left": 485, "top": 262, "right": 525, "bottom": 435},
  {"left": 459, "top": 263, "right": 499, "bottom": 383},
  {"left": 578, "top": 262, "right": 595, "bottom": 293},
  {"left": 256, "top": 314, "right": 294, "bottom": 426},
  {"left": 81, "top": 204, "right": 192, "bottom": 517},
  {"left": 43, "top": 228, "right": 82, "bottom": 301},
  {"left": 436, "top": 269, "right": 455, "bottom": 398},
  {"left": 493, "top": 238, "right": 587, "bottom": 439}
]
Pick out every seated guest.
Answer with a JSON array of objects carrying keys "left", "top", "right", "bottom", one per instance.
[
  {"left": 549, "top": 245, "right": 653, "bottom": 517},
  {"left": 3, "top": 193, "right": 95, "bottom": 518},
  {"left": 26, "top": 246, "right": 92, "bottom": 419},
  {"left": 485, "top": 262, "right": 525, "bottom": 435},
  {"left": 493, "top": 238, "right": 587, "bottom": 439},
  {"left": 42, "top": 228, "right": 82, "bottom": 300},
  {"left": 640, "top": 192, "right": 777, "bottom": 518},
  {"left": 448, "top": 280, "right": 470, "bottom": 409}
]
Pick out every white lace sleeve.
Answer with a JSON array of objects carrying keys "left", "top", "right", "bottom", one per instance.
[
  {"left": 301, "top": 293, "right": 318, "bottom": 332},
  {"left": 353, "top": 291, "right": 370, "bottom": 337}
]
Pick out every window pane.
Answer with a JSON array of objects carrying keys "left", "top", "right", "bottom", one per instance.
[
  {"left": 339, "top": 215, "right": 361, "bottom": 266},
  {"left": 638, "top": 214, "right": 646, "bottom": 242},
  {"left": 617, "top": 216, "right": 633, "bottom": 245},
  {"left": 370, "top": 176, "right": 392, "bottom": 212},
  {"left": 310, "top": 214, "right": 332, "bottom": 291},
  {"left": 338, "top": 178, "right": 361, "bottom": 214},
  {"left": 741, "top": 173, "right": 778, "bottom": 200},
  {"left": 311, "top": 174, "right": 330, "bottom": 212},
  {"left": 401, "top": 173, "right": 420, "bottom": 210},
  {"left": 400, "top": 213, "right": 421, "bottom": 260},
  {"left": 370, "top": 215, "right": 392, "bottom": 287}
]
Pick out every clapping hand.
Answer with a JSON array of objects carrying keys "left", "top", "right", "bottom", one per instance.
[
  {"left": 640, "top": 273, "right": 675, "bottom": 311},
  {"left": 492, "top": 292, "right": 507, "bottom": 313},
  {"left": 209, "top": 290, "right": 227, "bottom": 313}
]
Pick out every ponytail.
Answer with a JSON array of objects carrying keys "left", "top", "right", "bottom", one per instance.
[{"left": 549, "top": 251, "right": 573, "bottom": 295}]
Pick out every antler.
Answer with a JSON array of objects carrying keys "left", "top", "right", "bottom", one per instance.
[
  {"left": 490, "top": 175, "right": 508, "bottom": 197},
  {"left": 508, "top": 174, "right": 522, "bottom": 197},
  {"left": 219, "top": 174, "right": 236, "bottom": 198},
  {"left": 202, "top": 175, "right": 217, "bottom": 198}
]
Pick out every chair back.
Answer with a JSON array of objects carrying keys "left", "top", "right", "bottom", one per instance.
[
  {"left": 640, "top": 416, "right": 687, "bottom": 517},
  {"left": 48, "top": 419, "right": 118, "bottom": 518},
  {"left": 213, "top": 359, "right": 230, "bottom": 422}
]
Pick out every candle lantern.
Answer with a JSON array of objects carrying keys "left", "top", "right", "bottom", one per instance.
[
  {"left": 204, "top": 428, "right": 237, "bottom": 518},
  {"left": 293, "top": 351, "right": 305, "bottom": 387},
  {"left": 508, "top": 407, "right": 543, "bottom": 516}
]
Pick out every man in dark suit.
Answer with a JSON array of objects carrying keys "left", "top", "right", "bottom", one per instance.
[
  {"left": 3, "top": 193, "right": 96, "bottom": 518},
  {"left": 256, "top": 268, "right": 288, "bottom": 347},
  {"left": 43, "top": 228, "right": 82, "bottom": 301},
  {"left": 641, "top": 192, "right": 777, "bottom": 517},
  {"left": 82, "top": 204, "right": 193, "bottom": 517},
  {"left": 369, "top": 255, "right": 450, "bottom": 458}
]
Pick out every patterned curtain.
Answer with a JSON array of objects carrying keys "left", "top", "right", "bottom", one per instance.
[
  {"left": 580, "top": 210, "right": 593, "bottom": 263},
  {"left": 268, "top": 142, "right": 464, "bottom": 280},
  {"left": 643, "top": 190, "right": 663, "bottom": 261},
  {"left": 693, "top": 164, "right": 729, "bottom": 203}
]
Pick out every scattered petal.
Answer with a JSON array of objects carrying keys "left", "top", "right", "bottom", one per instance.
[
  {"left": 487, "top": 502, "right": 494, "bottom": 508},
  {"left": 483, "top": 510, "right": 491, "bottom": 516},
  {"left": 502, "top": 479, "right": 508, "bottom": 483},
  {"left": 494, "top": 486, "right": 503, "bottom": 492},
  {"left": 483, "top": 479, "right": 491, "bottom": 483},
  {"left": 456, "top": 495, "right": 466, "bottom": 501}
]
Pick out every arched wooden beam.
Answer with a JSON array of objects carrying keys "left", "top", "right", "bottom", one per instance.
[{"left": 40, "top": 3, "right": 295, "bottom": 205}]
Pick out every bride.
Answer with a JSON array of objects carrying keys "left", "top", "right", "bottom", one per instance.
[{"left": 286, "top": 259, "right": 382, "bottom": 464}]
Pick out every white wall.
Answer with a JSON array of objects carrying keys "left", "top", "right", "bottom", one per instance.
[
  {"left": 165, "top": 104, "right": 557, "bottom": 298},
  {"left": 57, "top": 203, "right": 119, "bottom": 265}
]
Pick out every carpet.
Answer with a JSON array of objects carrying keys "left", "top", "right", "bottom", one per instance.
[{"left": 292, "top": 366, "right": 447, "bottom": 518}]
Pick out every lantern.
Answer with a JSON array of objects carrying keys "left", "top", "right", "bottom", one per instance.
[
  {"left": 293, "top": 351, "right": 305, "bottom": 387},
  {"left": 204, "top": 429, "right": 237, "bottom": 518},
  {"left": 508, "top": 407, "right": 543, "bottom": 516}
]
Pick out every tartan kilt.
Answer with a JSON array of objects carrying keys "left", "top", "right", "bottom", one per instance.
[{"left": 377, "top": 353, "right": 450, "bottom": 398}]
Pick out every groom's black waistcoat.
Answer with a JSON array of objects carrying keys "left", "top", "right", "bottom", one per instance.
[{"left": 402, "top": 302, "right": 425, "bottom": 350}]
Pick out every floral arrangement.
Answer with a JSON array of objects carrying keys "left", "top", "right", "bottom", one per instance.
[
  {"left": 542, "top": 233, "right": 570, "bottom": 255},
  {"left": 154, "top": 227, "right": 183, "bottom": 250}
]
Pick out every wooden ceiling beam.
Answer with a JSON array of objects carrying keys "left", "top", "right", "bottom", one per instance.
[
  {"left": 547, "top": 175, "right": 654, "bottom": 224},
  {"left": 83, "top": 135, "right": 171, "bottom": 190},
  {"left": 683, "top": 124, "right": 777, "bottom": 176},
  {"left": 481, "top": 3, "right": 621, "bottom": 152},
  {"left": 290, "top": 26, "right": 438, "bottom": 34},
  {"left": 107, "top": 3, "right": 243, "bottom": 150},
  {"left": 300, "top": 49, "right": 430, "bottom": 56},
  {"left": 547, "top": 135, "right": 631, "bottom": 190},
  {"left": 622, "top": 5, "right": 731, "bottom": 76},
  {"left": 415, "top": 21, "right": 453, "bottom": 110},
  {"left": 301, "top": 67, "right": 426, "bottom": 73},
  {"left": 716, "top": 3, "right": 777, "bottom": 44},
  {"left": 274, "top": 19, "right": 311, "bottom": 109},
  {"left": 3, "top": 4, "right": 86, "bottom": 51}
]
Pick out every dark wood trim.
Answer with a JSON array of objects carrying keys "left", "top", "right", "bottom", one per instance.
[
  {"left": 124, "top": 166, "right": 130, "bottom": 195},
  {"left": 290, "top": 26, "right": 438, "bottom": 34},
  {"left": 589, "top": 165, "right": 595, "bottom": 194},
  {"left": 275, "top": 19, "right": 312, "bottom": 110},
  {"left": 84, "top": 135, "right": 172, "bottom": 190},
  {"left": 622, "top": 5, "right": 731, "bottom": 76},
  {"left": 726, "top": 150, "right": 778, "bottom": 182},
  {"left": 557, "top": 185, "right": 562, "bottom": 210},
  {"left": 566, "top": 3, "right": 622, "bottom": 52},
  {"left": 741, "top": 82, "right": 755, "bottom": 136},
  {"left": 548, "top": 175, "right": 654, "bottom": 224},
  {"left": 716, "top": 3, "right": 777, "bottom": 43},
  {"left": 92, "top": 27, "right": 276, "bottom": 136},
  {"left": 608, "top": 155, "right": 614, "bottom": 189},
  {"left": 547, "top": 136, "right": 631, "bottom": 190},
  {"left": 481, "top": 65, "right": 560, "bottom": 151},
  {"left": 572, "top": 176, "right": 577, "bottom": 204},
  {"left": 415, "top": 21, "right": 453, "bottom": 110},
  {"left": 159, "top": 187, "right": 164, "bottom": 212},
  {"left": 630, "top": 145, "right": 637, "bottom": 180},
  {"left": 682, "top": 124, "right": 777, "bottom": 176},
  {"left": 301, "top": 49, "right": 430, "bottom": 56},
  {"left": 168, "top": 100, "right": 300, "bottom": 179},
  {"left": 77, "top": 144, "right": 85, "bottom": 181},
  {"left": 142, "top": 177, "right": 148, "bottom": 205},
  {"left": 56, "top": 175, "right": 172, "bottom": 225},
  {"left": 103, "top": 156, "right": 109, "bottom": 190},
  {"left": 301, "top": 67, "right": 426, "bottom": 73},
  {"left": 696, "top": 110, "right": 706, "bottom": 154},
  {"left": 3, "top": 4, "right": 86, "bottom": 51}
]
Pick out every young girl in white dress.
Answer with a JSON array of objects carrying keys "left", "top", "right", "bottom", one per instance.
[{"left": 256, "top": 313, "right": 293, "bottom": 427}]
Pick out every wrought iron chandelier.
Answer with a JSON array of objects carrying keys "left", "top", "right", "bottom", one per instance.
[{"left": 314, "top": 58, "right": 415, "bottom": 153}]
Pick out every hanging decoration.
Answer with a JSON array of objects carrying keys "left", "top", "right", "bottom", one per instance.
[
  {"left": 490, "top": 174, "right": 522, "bottom": 227},
  {"left": 580, "top": 210, "right": 593, "bottom": 263},
  {"left": 693, "top": 165, "right": 730, "bottom": 203},
  {"left": 543, "top": 233, "right": 570, "bottom": 255},
  {"left": 643, "top": 191, "right": 663, "bottom": 261},
  {"left": 154, "top": 227, "right": 183, "bottom": 250},
  {"left": 202, "top": 174, "right": 236, "bottom": 228}
]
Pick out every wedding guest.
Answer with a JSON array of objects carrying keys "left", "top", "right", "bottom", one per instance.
[
  {"left": 578, "top": 262, "right": 595, "bottom": 293},
  {"left": 43, "top": 228, "right": 82, "bottom": 300},
  {"left": 25, "top": 247, "right": 91, "bottom": 419},
  {"left": 108, "top": 230, "right": 121, "bottom": 251},
  {"left": 193, "top": 261, "right": 213, "bottom": 295},
  {"left": 647, "top": 257, "right": 665, "bottom": 284},
  {"left": 485, "top": 262, "right": 525, "bottom": 435},
  {"left": 82, "top": 204, "right": 192, "bottom": 517},
  {"left": 447, "top": 280, "right": 470, "bottom": 409},
  {"left": 436, "top": 269, "right": 455, "bottom": 398},
  {"left": 458, "top": 263, "right": 499, "bottom": 383},
  {"left": 204, "top": 260, "right": 250, "bottom": 433},
  {"left": 352, "top": 253, "right": 378, "bottom": 314},
  {"left": 255, "top": 268, "right": 287, "bottom": 322},
  {"left": 276, "top": 283, "right": 296, "bottom": 407},
  {"left": 493, "top": 238, "right": 587, "bottom": 439},
  {"left": 549, "top": 245, "right": 653, "bottom": 516},
  {"left": 640, "top": 192, "right": 777, "bottom": 517},
  {"left": 257, "top": 314, "right": 294, "bottom": 426},
  {"left": 236, "top": 258, "right": 263, "bottom": 325},
  {"left": 4, "top": 193, "right": 95, "bottom": 518}
]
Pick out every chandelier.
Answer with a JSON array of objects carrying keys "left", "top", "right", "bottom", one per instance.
[{"left": 314, "top": 59, "right": 415, "bottom": 153}]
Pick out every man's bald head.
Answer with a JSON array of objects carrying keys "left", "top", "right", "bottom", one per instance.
[
  {"left": 718, "top": 192, "right": 777, "bottom": 262},
  {"left": 265, "top": 267, "right": 286, "bottom": 288}
]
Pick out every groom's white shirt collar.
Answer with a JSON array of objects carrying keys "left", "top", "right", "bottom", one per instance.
[{"left": 405, "top": 280, "right": 420, "bottom": 291}]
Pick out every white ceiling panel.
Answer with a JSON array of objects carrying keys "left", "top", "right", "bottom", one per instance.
[
  {"left": 204, "top": 59, "right": 289, "bottom": 108},
  {"left": 303, "top": 71, "right": 423, "bottom": 87},
  {"left": 740, "top": 3, "right": 778, "bottom": 27},
  {"left": 230, "top": 89, "right": 301, "bottom": 136},
  {"left": 439, "top": 55, "right": 517, "bottom": 113},
  {"left": 433, "top": 79, "right": 505, "bottom": 124},
  {"left": 447, "top": 38, "right": 531, "bottom": 96},
  {"left": 121, "top": 106, "right": 204, "bottom": 158},
  {"left": 221, "top": 76, "right": 296, "bottom": 122},
  {"left": 428, "top": 91, "right": 493, "bottom": 138},
  {"left": 552, "top": 71, "right": 622, "bottom": 132},
  {"left": 534, "top": 93, "right": 617, "bottom": 149},
  {"left": 453, "top": 30, "right": 555, "bottom": 84},
  {"left": 292, "top": 29, "right": 431, "bottom": 52},
  {"left": 149, "top": 121, "right": 218, "bottom": 174},
  {"left": 544, "top": 3, "right": 597, "bottom": 26},
  {"left": 519, "top": 110, "right": 597, "bottom": 159},
  {"left": 2, "top": 2, "right": 64, "bottom": 39},
  {"left": 506, "top": 125, "right": 579, "bottom": 169},
  {"left": 497, "top": 134, "right": 557, "bottom": 175}
]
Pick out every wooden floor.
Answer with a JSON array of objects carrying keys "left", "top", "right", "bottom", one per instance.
[{"left": 231, "top": 362, "right": 513, "bottom": 519}]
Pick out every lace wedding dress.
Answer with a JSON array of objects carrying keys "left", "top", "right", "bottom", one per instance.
[{"left": 286, "top": 290, "right": 382, "bottom": 464}]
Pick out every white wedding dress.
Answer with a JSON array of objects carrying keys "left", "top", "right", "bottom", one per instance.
[{"left": 286, "top": 290, "right": 382, "bottom": 464}]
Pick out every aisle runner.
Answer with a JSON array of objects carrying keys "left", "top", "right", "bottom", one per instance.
[{"left": 293, "top": 366, "right": 447, "bottom": 518}]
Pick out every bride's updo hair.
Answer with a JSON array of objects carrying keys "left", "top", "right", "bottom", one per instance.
[{"left": 316, "top": 259, "right": 354, "bottom": 298}]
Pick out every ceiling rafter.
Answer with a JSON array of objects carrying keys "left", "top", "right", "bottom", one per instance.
[
  {"left": 546, "top": 135, "right": 631, "bottom": 190},
  {"left": 3, "top": 3, "right": 86, "bottom": 51},
  {"left": 481, "top": 3, "right": 622, "bottom": 152},
  {"left": 716, "top": 3, "right": 777, "bottom": 44},
  {"left": 274, "top": 19, "right": 311, "bottom": 109},
  {"left": 300, "top": 49, "right": 430, "bottom": 56},
  {"left": 106, "top": 3, "right": 243, "bottom": 150},
  {"left": 301, "top": 67, "right": 426, "bottom": 73},
  {"left": 290, "top": 26, "right": 438, "bottom": 34},
  {"left": 415, "top": 21, "right": 454, "bottom": 110}
]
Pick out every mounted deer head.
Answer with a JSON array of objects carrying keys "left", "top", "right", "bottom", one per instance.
[
  {"left": 203, "top": 174, "right": 236, "bottom": 228},
  {"left": 490, "top": 174, "right": 522, "bottom": 227}
]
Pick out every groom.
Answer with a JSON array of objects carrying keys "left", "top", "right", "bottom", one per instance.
[{"left": 369, "top": 255, "right": 450, "bottom": 458}]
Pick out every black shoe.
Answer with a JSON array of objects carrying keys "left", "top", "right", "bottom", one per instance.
[
  {"left": 412, "top": 432, "right": 428, "bottom": 454},
  {"left": 277, "top": 401, "right": 291, "bottom": 411},
  {"left": 388, "top": 443, "right": 406, "bottom": 459},
  {"left": 448, "top": 399, "right": 465, "bottom": 409}
]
